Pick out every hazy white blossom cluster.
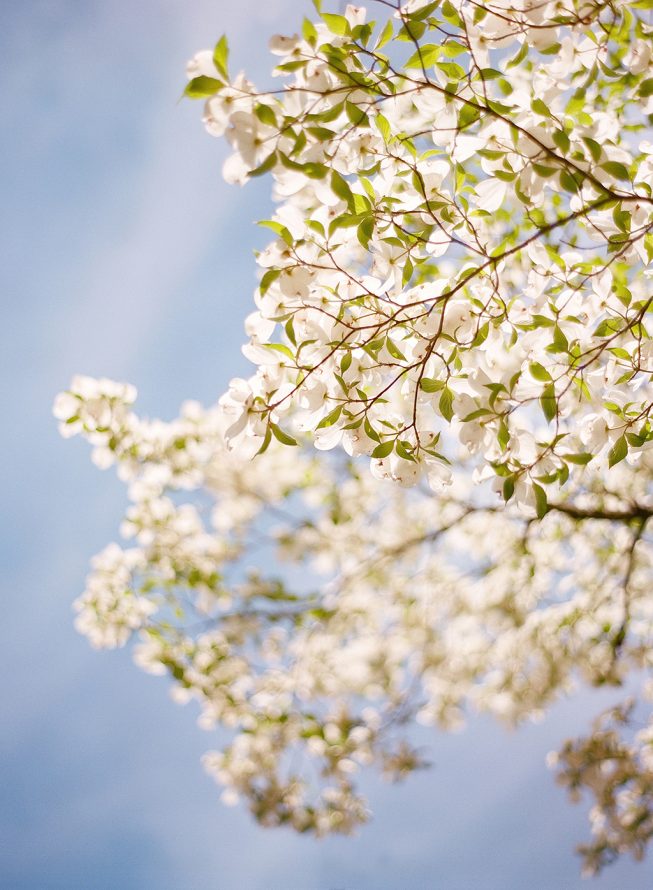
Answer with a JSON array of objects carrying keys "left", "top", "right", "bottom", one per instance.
[
  {"left": 551, "top": 698, "right": 653, "bottom": 875},
  {"left": 58, "top": 0, "right": 653, "bottom": 876},
  {"left": 57, "top": 372, "right": 653, "bottom": 871}
]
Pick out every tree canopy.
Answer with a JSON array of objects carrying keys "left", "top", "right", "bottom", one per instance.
[{"left": 56, "top": 0, "right": 653, "bottom": 876}]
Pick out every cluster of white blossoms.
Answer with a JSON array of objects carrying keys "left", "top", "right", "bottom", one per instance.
[
  {"left": 57, "top": 372, "right": 653, "bottom": 870},
  {"left": 59, "top": 0, "right": 653, "bottom": 876},
  {"left": 551, "top": 698, "right": 653, "bottom": 876},
  {"left": 186, "top": 0, "right": 653, "bottom": 517}
]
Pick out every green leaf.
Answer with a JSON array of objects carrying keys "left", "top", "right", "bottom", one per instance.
[
  {"left": 375, "top": 112, "right": 392, "bottom": 142},
  {"left": 537, "top": 473, "right": 561, "bottom": 486},
  {"left": 646, "top": 233, "right": 653, "bottom": 263},
  {"left": 639, "top": 78, "right": 653, "bottom": 98},
  {"left": 559, "top": 169, "right": 579, "bottom": 193},
  {"left": 352, "top": 194, "right": 370, "bottom": 216},
  {"left": 213, "top": 34, "right": 229, "bottom": 80},
  {"left": 328, "top": 212, "right": 362, "bottom": 236},
  {"left": 330, "top": 170, "right": 354, "bottom": 210},
  {"left": 372, "top": 441, "right": 394, "bottom": 459},
  {"left": 593, "top": 318, "right": 622, "bottom": 337},
  {"left": 290, "top": 128, "right": 307, "bottom": 156},
  {"left": 531, "top": 98, "right": 550, "bottom": 117},
  {"left": 320, "top": 101, "right": 344, "bottom": 123},
  {"left": 322, "top": 13, "right": 349, "bottom": 35},
  {"left": 479, "top": 67, "right": 502, "bottom": 79},
  {"left": 582, "top": 136, "right": 602, "bottom": 162},
  {"left": 302, "top": 17, "right": 318, "bottom": 44},
  {"left": 552, "top": 128, "right": 570, "bottom": 154},
  {"left": 507, "top": 42, "right": 528, "bottom": 69},
  {"left": 563, "top": 452, "right": 593, "bottom": 465},
  {"left": 357, "top": 217, "right": 375, "bottom": 248},
  {"left": 258, "top": 219, "right": 293, "bottom": 245},
  {"left": 255, "top": 427, "right": 273, "bottom": 456},
  {"left": 502, "top": 476, "right": 515, "bottom": 502},
  {"left": 364, "top": 417, "right": 380, "bottom": 442},
  {"left": 497, "top": 419, "right": 510, "bottom": 451},
  {"left": 306, "top": 126, "right": 336, "bottom": 141},
  {"left": 612, "top": 206, "right": 631, "bottom": 234},
  {"left": 439, "top": 387, "right": 454, "bottom": 422},
  {"left": 472, "top": 322, "right": 489, "bottom": 347},
  {"left": 184, "top": 76, "right": 223, "bottom": 98},
  {"left": 316, "top": 405, "right": 343, "bottom": 429},
  {"left": 436, "top": 61, "right": 466, "bottom": 80},
  {"left": 532, "top": 163, "right": 558, "bottom": 178},
  {"left": 558, "top": 462, "right": 569, "bottom": 486},
  {"left": 345, "top": 101, "right": 370, "bottom": 127},
  {"left": 462, "top": 408, "right": 490, "bottom": 421},
  {"left": 402, "top": 257, "right": 413, "bottom": 286},
  {"left": 600, "top": 161, "right": 630, "bottom": 181},
  {"left": 376, "top": 18, "right": 394, "bottom": 50},
  {"left": 386, "top": 337, "right": 406, "bottom": 361},
  {"left": 399, "top": 20, "right": 427, "bottom": 41},
  {"left": 405, "top": 44, "right": 440, "bottom": 69},
  {"left": 259, "top": 269, "right": 281, "bottom": 295},
  {"left": 540, "top": 383, "right": 556, "bottom": 423},
  {"left": 548, "top": 325, "right": 569, "bottom": 353},
  {"left": 533, "top": 483, "right": 549, "bottom": 519},
  {"left": 248, "top": 152, "right": 277, "bottom": 177},
  {"left": 529, "top": 362, "right": 551, "bottom": 382},
  {"left": 265, "top": 342, "right": 294, "bottom": 360},
  {"left": 529, "top": 209, "right": 547, "bottom": 227},
  {"left": 254, "top": 104, "right": 277, "bottom": 127},
  {"left": 302, "top": 162, "right": 328, "bottom": 180},
  {"left": 607, "top": 435, "right": 628, "bottom": 467},
  {"left": 278, "top": 152, "right": 327, "bottom": 179},
  {"left": 270, "top": 423, "right": 298, "bottom": 446},
  {"left": 284, "top": 317, "right": 296, "bottom": 347},
  {"left": 458, "top": 103, "right": 481, "bottom": 129},
  {"left": 442, "top": 41, "right": 468, "bottom": 57},
  {"left": 441, "top": 0, "right": 463, "bottom": 25},
  {"left": 420, "top": 377, "right": 444, "bottom": 393},
  {"left": 487, "top": 99, "right": 513, "bottom": 115},
  {"left": 408, "top": 0, "right": 439, "bottom": 20},
  {"left": 396, "top": 440, "right": 416, "bottom": 462}
]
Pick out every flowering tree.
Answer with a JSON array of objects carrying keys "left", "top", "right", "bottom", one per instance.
[{"left": 55, "top": 0, "right": 653, "bottom": 876}]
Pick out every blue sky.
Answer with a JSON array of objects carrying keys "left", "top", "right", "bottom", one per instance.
[{"left": 1, "top": 2, "right": 651, "bottom": 887}]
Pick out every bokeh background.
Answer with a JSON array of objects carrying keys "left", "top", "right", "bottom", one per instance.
[{"left": 2, "top": 1, "right": 651, "bottom": 887}]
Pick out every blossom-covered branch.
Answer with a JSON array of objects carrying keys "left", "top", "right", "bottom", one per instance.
[
  {"left": 56, "top": 374, "right": 653, "bottom": 870},
  {"left": 186, "top": 0, "right": 653, "bottom": 517},
  {"left": 58, "top": 0, "right": 653, "bottom": 876}
]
